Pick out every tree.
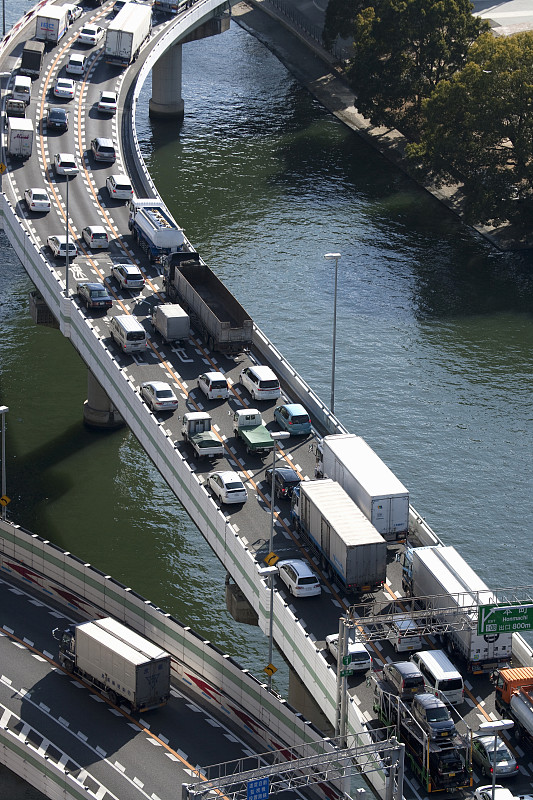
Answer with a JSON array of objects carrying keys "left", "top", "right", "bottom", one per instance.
[
  {"left": 408, "top": 32, "right": 533, "bottom": 226},
  {"left": 346, "top": 0, "right": 487, "bottom": 133},
  {"left": 323, "top": 0, "right": 367, "bottom": 50}
]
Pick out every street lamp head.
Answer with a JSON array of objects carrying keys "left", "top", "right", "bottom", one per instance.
[
  {"left": 478, "top": 719, "right": 514, "bottom": 733},
  {"left": 324, "top": 252, "right": 341, "bottom": 260},
  {"left": 271, "top": 431, "right": 290, "bottom": 441},
  {"left": 0, "top": 406, "right": 8, "bottom": 414}
]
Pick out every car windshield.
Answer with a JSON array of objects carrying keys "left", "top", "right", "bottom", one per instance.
[
  {"left": 426, "top": 707, "right": 450, "bottom": 722},
  {"left": 90, "top": 289, "right": 107, "bottom": 298},
  {"left": 33, "top": 193, "right": 48, "bottom": 202},
  {"left": 92, "top": 232, "right": 108, "bottom": 240},
  {"left": 260, "top": 380, "right": 279, "bottom": 389},
  {"left": 61, "top": 159, "right": 76, "bottom": 168}
]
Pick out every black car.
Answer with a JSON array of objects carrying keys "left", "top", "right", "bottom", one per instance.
[
  {"left": 46, "top": 106, "right": 68, "bottom": 131},
  {"left": 264, "top": 467, "right": 301, "bottom": 500},
  {"left": 77, "top": 282, "right": 113, "bottom": 310}
]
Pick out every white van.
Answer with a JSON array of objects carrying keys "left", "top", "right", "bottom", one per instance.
[
  {"left": 12, "top": 75, "right": 32, "bottom": 105},
  {"left": 239, "top": 365, "right": 281, "bottom": 401},
  {"left": 109, "top": 315, "right": 148, "bottom": 353},
  {"left": 410, "top": 650, "right": 464, "bottom": 705},
  {"left": 390, "top": 614, "right": 423, "bottom": 653},
  {"left": 66, "top": 53, "right": 87, "bottom": 76}
]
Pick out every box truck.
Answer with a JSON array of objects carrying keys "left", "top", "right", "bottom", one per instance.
[
  {"left": 35, "top": 6, "right": 69, "bottom": 43},
  {"left": 19, "top": 40, "right": 46, "bottom": 78},
  {"left": 151, "top": 304, "right": 189, "bottom": 343},
  {"left": 7, "top": 117, "right": 33, "bottom": 159},
  {"left": 105, "top": 3, "right": 152, "bottom": 65}
]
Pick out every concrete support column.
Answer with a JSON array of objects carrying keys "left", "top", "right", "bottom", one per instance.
[
  {"left": 288, "top": 668, "right": 334, "bottom": 736},
  {"left": 149, "top": 43, "right": 184, "bottom": 120},
  {"left": 83, "top": 371, "right": 125, "bottom": 429}
]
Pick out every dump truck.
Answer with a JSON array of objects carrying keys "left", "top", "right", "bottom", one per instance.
[
  {"left": 290, "top": 479, "right": 387, "bottom": 594},
  {"left": 181, "top": 411, "right": 224, "bottom": 458},
  {"left": 233, "top": 409, "right": 274, "bottom": 456},
  {"left": 493, "top": 667, "right": 533, "bottom": 744},
  {"left": 7, "top": 117, "right": 33, "bottom": 159},
  {"left": 35, "top": 6, "right": 69, "bottom": 43},
  {"left": 19, "top": 40, "right": 46, "bottom": 78},
  {"left": 401, "top": 544, "right": 512, "bottom": 672},
  {"left": 372, "top": 677, "right": 472, "bottom": 793},
  {"left": 163, "top": 254, "right": 253, "bottom": 353},
  {"left": 317, "top": 433, "right": 409, "bottom": 541},
  {"left": 128, "top": 199, "right": 184, "bottom": 263},
  {"left": 55, "top": 617, "right": 171, "bottom": 712},
  {"left": 105, "top": 3, "right": 152, "bottom": 65},
  {"left": 151, "top": 304, "right": 189, "bottom": 343}
]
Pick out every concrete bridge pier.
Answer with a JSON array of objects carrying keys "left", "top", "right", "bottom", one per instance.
[
  {"left": 149, "top": 43, "right": 184, "bottom": 120},
  {"left": 83, "top": 371, "right": 125, "bottom": 429}
]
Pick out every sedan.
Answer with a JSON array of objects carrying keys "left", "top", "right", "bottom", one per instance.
[
  {"left": 24, "top": 188, "right": 51, "bottom": 213},
  {"left": 53, "top": 78, "right": 75, "bottom": 99},
  {"left": 47, "top": 235, "right": 77, "bottom": 259},
  {"left": 264, "top": 466, "right": 300, "bottom": 500},
  {"left": 77, "top": 282, "right": 113, "bottom": 310},
  {"left": 325, "top": 633, "right": 372, "bottom": 672},
  {"left": 111, "top": 263, "right": 145, "bottom": 291},
  {"left": 54, "top": 153, "right": 79, "bottom": 176},
  {"left": 46, "top": 106, "right": 68, "bottom": 131},
  {"left": 78, "top": 25, "right": 105, "bottom": 46},
  {"left": 82, "top": 225, "right": 109, "bottom": 250},
  {"left": 207, "top": 472, "right": 248, "bottom": 505},
  {"left": 97, "top": 90, "right": 117, "bottom": 114},
  {"left": 277, "top": 559, "right": 321, "bottom": 597},
  {"left": 273, "top": 403, "right": 312, "bottom": 435},
  {"left": 472, "top": 736, "right": 519, "bottom": 779},
  {"left": 140, "top": 381, "right": 178, "bottom": 413}
]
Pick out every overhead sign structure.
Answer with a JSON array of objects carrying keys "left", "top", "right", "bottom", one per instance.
[
  {"left": 247, "top": 777, "right": 269, "bottom": 800},
  {"left": 478, "top": 603, "right": 533, "bottom": 635}
]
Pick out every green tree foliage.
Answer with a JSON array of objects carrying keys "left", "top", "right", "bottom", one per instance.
[
  {"left": 409, "top": 32, "right": 533, "bottom": 226},
  {"left": 323, "top": 0, "right": 367, "bottom": 50},
  {"left": 345, "top": 0, "right": 487, "bottom": 132}
]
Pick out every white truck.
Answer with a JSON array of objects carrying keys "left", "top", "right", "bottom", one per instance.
[
  {"left": 151, "top": 304, "right": 189, "bottom": 343},
  {"left": 35, "top": 6, "right": 69, "bottom": 43},
  {"left": 402, "top": 544, "right": 512, "bottom": 672},
  {"left": 290, "top": 479, "right": 387, "bottom": 595},
  {"left": 7, "top": 117, "right": 33, "bottom": 159},
  {"left": 55, "top": 617, "right": 171, "bottom": 712},
  {"left": 105, "top": 3, "right": 152, "bottom": 66},
  {"left": 318, "top": 433, "right": 409, "bottom": 541},
  {"left": 233, "top": 409, "right": 274, "bottom": 456},
  {"left": 128, "top": 199, "right": 184, "bottom": 263},
  {"left": 181, "top": 412, "right": 224, "bottom": 458}
]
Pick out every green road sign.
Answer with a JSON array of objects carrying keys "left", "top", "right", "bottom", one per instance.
[
  {"left": 340, "top": 668, "right": 354, "bottom": 678},
  {"left": 342, "top": 655, "right": 352, "bottom": 666},
  {"left": 478, "top": 603, "right": 533, "bottom": 635}
]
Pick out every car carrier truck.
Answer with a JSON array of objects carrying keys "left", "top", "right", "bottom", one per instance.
[
  {"left": 55, "top": 617, "right": 171, "bottom": 712},
  {"left": 163, "top": 253, "right": 253, "bottom": 353},
  {"left": 290, "top": 479, "right": 387, "bottom": 594}
]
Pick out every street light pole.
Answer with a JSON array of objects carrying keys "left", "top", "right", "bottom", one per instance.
[
  {"left": 65, "top": 176, "right": 71, "bottom": 296},
  {"left": 478, "top": 719, "right": 514, "bottom": 800},
  {"left": 0, "top": 406, "right": 8, "bottom": 521},
  {"left": 267, "top": 430, "right": 290, "bottom": 691},
  {"left": 324, "top": 253, "right": 341, "bottom": 415}
]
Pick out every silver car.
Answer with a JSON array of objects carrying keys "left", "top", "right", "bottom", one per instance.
[
  {"left": 207, "top": 471, "right": 248, "bottom": 505},
  {"left": 472, "top": 735, "right": 519, "bottom": 779}
]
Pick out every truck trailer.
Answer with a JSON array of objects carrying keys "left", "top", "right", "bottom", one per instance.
[
  {"left": 163, "top": 254, "right": 253, "bottom": 353},
  {"left": 35, "top": 6, "right": 69, "bottom": 43},
  {"left": 128, "top": 199, "right": 184, "bottom": 263},
  {"left": 7, "top": 117, "right": 33, "bottom": 159},
  {"left": 290, "top": 479, "right": 387, "bottom": 594},
  {"left": 105, "top": 3, "right": 152, "bottom": 65},
  {"left": 151, "top": 304, "right": 189, "bottom": 343},
  {"left": 19, "top": 40, "right": 46, "bottom": 78},
  {"left": 56, "top": 617, "right": 171, "bottom": 712},
  {"left": 318, "top": 434, "right": 409, "bottom": 540},
  {"left": 493, "top": 667, "right": 533, "bottom": 743},
  {"left": 402, "top": 545, "right": 512, "bottom": 672}
]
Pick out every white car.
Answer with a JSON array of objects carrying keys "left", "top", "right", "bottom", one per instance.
[
  {"left": 66, "top": 53, "right": 87, "bottom": 76},
  {"left": 325, "top": 633, "right": 372, "bottom": 672},
  {"left": 277, "top": 559, "right": 321, "bottom": 597},
  {"left": 112, "top": 263, "right": 145, "bottom": 291},
  {"left": 78, "top": 25, "right": 105, "bottom": 46},
  {"left": 47, "top": 235, "right": 77, "bottom": 259},
  {"left": 82, "top": 225, "right": 109, "bottom": 250},
  {"left": 106, "top": 174, "right": 133, "bottom": 202},
  {"left": 474, "top": 787, "right": 518, "bottom": 800},
  {"left": 97, "top": 90, "right": 117, "bottom": 114},
  {"left": 140, "top": 381, "right": 178, "bottom": 413},
  {"left": 53, "top": 77, "right": 75, "bottom": 99},
  {"left": 197, "top": 371, "right": 230, "bottom": 400},
  {"left": 64, "top": 3, "right": 82, "bottom": 23},
  {"left": 24, "top": 188, "right": 51, "bottom": 213},
  {"left": 54, "top": 153, "right": 79, "bottom": 176},
  {"left": 207, "top": 471, "right": 248, "bottom": 505}
]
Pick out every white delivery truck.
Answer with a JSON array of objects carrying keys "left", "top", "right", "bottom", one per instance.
[
  {"left": 7, "top": 117, "right": 33, "bottom": 159},
  {"left": 319, "top": 433, "right": 409, "bottom": 540},
  {"left": 35, "top": 6, "right": 69, "bottom": 43},
  {"left": 105, "top": 3, "right": 152, "bottom": 65},
  {"left": 151, "top": 304, "right": 189, "bottom": 343}
]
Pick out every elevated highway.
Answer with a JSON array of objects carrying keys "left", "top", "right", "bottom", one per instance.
[{"left": 1, "top": 2, "right": 533, "bottom": 800}]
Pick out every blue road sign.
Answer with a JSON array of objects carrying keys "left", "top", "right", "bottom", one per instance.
[{"left": 247, "top": 777, "right": 269, "bottom": 800}]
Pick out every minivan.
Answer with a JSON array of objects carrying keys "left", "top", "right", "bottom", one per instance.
[
  {"left": 109, "top": 315, "right": 148, "bottom": 353},
  {"left": 91, "top": 137, "right": 116, "bottom": 163},
  {"left": 411, "top": 693, "right": 457, "bottom": 741},
  {"left": 12, "top": 75, "right": 32, "bottom": 105},
  {"left": 66, "top": 53, "right": 87, "bottom": 76},
  {"left": 382, "top": 661, "right": 425, "bottom": 701},
  {"left": 410, "top": 650, "right": 464, "bottom": 705},
  {"left": 390, "top": 614, "right": 423, "bottom": 653},
  {"left": 239, "top": 365, "right": 281, "bottom": 401}
]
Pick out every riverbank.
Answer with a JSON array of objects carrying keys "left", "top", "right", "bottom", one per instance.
[{"left": 232, "top": 0, "right": 532, "bottom": 252}]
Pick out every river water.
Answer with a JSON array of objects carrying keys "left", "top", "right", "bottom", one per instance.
[{"left": 1, "top": 12, "right": 532, "bottom": 695}]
